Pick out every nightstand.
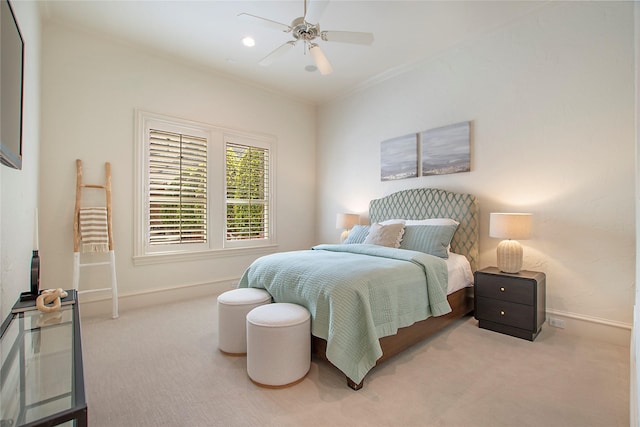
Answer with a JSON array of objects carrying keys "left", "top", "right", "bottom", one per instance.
[{"left": 474, "top": 267, "right": 546, "bottom": 341}]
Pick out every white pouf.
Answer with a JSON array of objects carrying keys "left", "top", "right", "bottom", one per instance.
[
  {"left": 217, "top": 288, "right": 272, "bottom": 355},
  {"left": 246, "top": 303, "right": 311, "bottom": 388}
]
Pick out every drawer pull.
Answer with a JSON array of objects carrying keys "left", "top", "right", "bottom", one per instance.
[
  {"left": 500, "top": 287, "right": 505, "bottom": 292},
  {"left": 500, "top": 310, "right": 505, "bottom": 316}
]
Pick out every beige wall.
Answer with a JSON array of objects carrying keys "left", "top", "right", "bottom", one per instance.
[
  {"left": 39, "top": 22, "right": 317, "bottom": 313},
  {"left": 13, "top": 2, "right": 636, "bottom": 340},
  {"left": 0, "top": 2, "right": 41, "bottom": 320},
  {"left": 317, "top": 2, "right": 636, "bottom": 340}
]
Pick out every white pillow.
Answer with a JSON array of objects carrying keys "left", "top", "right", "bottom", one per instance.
[
  {"left": 404, "top": 218, "right": 460, "bottom": 226},
  {"left": 363, "top": 223, "right": 405, "bottom": 248},
  {"left": 380, "top": 219, "right": 406, "bottom": 225}
]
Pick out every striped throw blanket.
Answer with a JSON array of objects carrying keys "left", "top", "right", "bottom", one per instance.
[{"left": 79, "top": 207, "right": 109, "bottom": 253}]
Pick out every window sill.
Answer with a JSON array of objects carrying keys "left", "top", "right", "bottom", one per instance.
[{"left": 133, "top": 244, "right": 279, "bottom": 266}]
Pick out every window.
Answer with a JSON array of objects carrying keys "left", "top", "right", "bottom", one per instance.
[
  {"left": 134, "top": 111, "right": 275, "bottom": 262},
  {"left": 148, "top": 129, "right": 207, "bottom": 246},
  {"left": 226, "top": 142, "right": 270, "bottom": 243}
]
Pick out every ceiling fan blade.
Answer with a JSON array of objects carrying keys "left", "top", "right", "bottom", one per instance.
[
  {"left": 238, "top": 13, "right": 291, "bottom": 32},
  {"left": 321, "top": 31, "right": 374, "bottom": 45},
  {"left": 259, "top": 41, "right": 296, "bottom": 66},
  {"left": 309, "top": 44, "right": 333, "bottom": 75},
  {"left": 304, "top": 0, "right": 329, "bottom": 24}
]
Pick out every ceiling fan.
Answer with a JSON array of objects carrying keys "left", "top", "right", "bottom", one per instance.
[{"left": 238, "top": 0, "right": 374, "bottom": 75}]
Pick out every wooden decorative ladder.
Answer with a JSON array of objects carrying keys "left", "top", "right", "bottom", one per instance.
[{"left": 73, "top": 159, "right": 118, "bottom": 318}]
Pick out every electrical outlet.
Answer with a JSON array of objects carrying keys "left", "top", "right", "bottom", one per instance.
[{"left": 549, "top": 317, "right": 565, "bottom": 329}]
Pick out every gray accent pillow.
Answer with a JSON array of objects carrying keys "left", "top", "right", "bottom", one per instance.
[
  {"left": 399, "top": 224, "right": 458, "bottom": 258},
  {"left": 343, "top": 225, "right": 370, "bottom": 244},
  {"left": 363, "top": 223, "right": 405, "bottom": 248}
]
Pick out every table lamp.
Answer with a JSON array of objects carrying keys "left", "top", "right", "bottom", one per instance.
[
  {"left": 336, "top": 213, "right": 359, "bottom": 243},
  {"left": 489, "top": 213, "right": 532, "bottom": 273}
]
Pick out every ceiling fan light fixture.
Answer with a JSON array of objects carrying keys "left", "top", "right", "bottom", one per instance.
[
  {"left": 309, "top": 43, "right": 333, "bottom": 75},
  {"left": 240, "top": 1, "right": 372, "bottom": 74}
]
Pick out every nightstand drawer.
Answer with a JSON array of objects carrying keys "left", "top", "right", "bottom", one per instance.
[
  {"left": 475, "top": 274, "right": 535, "bottom": 305},
  {"left": 475, "top": 296, "right": 534, "bottom": 330}
]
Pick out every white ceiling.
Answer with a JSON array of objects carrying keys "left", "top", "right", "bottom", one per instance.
[{"left": 41, "top": 1, "right": 547, "bottom": 105}]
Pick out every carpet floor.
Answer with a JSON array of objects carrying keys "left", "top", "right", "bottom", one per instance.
[{"left": 80, "top": 295, "right": 629, "bottom": 427}]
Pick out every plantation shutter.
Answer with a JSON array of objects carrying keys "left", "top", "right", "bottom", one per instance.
[
  {"left": 148, "top": 129, "right": 207, "bottom": 245},
  {"left": 226, "top": 142, "right": 269, "bottom": 241}
]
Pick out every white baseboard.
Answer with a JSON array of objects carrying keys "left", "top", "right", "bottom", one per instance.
[
  {"left": 78, "top": 277, "right": 239, "bottom": 319},
  {"left": 631, "top": 304, "right": 638, "bottom": 427},
  {"left": 546, "top": 308, "right": 631, "bottom": 347},
  {"left": 79, "top": 283, "right": 633, "bottom": 348}
]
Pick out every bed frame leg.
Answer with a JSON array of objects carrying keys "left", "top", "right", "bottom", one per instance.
[{"left": 347, "top": 377, "right": 363, "bottom": 390}]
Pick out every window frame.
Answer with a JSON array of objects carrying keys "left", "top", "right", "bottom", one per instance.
[
  {"left": 224, "top": 135, "right": 272, "bottom": 250},
  {"left": 134, "top": 110, "right": 277, "bottom": 265}
]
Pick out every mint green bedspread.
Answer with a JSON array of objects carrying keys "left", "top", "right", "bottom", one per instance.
[{"left": 237, "top": 244, "right": 451, "bottom": 384}]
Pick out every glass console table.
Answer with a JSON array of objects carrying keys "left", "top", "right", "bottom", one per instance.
[{"left": 0, "top": 290, "right": 87, "bottom": 426}]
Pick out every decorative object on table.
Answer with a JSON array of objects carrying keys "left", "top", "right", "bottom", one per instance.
[
  {"left": 30, "top": 249, "right": 40, "bottom": 296},
  {"left": 489, "top": 212, "right": 532, "bottom": 274},
  {"left": 474, "top": 267, "right": 546, "bottom": 341},
  {"left": 336, "top": 213, "right": 360, "bottom": 242},
  {"left": 36, "top": 288, "right": 69, "bottom": 313},
  {"left": 22, "top": 208, "right": 41, "bottom": 301},
  {"left": 31, "top": 207, "right": 40, "bottom": 296}
]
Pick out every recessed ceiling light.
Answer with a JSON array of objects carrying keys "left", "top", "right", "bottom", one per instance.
[
  {"left": 242, "top": 37, "right": 255, "bottom": 47},
  {"left": 305, "top": 65, "right": 318, "bottom": 72}
]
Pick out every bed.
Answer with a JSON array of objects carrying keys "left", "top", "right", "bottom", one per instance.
[{"left": 238, "top": 188, "right": 479, "bottom": 390}]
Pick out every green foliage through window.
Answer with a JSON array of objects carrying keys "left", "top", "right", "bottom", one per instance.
[
  {"left": 226, "top": 142, "right": 269, "bottom": 241},
  {"left": 148, "top": 129, "right": 207, "bottom": 245},
  {"left": 147, "top": 128, "right": 270, "bottom": 247}
]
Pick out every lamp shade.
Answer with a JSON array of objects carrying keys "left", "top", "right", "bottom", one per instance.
[
  {"left": 336, "top": 213, "right": 359, "bottom": 230},
  {"left": 489, "top": 213, "right": 532, "bottom": 240}
]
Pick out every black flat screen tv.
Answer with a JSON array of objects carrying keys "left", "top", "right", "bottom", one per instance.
[{"left": 1, "top": 0, "right": 24, "bottom": 170}]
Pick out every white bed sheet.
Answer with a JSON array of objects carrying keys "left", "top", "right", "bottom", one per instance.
[{"left": 445, "top": 252, "right": 474, "bottom": 294}]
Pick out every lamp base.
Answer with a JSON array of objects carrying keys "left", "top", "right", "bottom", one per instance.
[
  {"left": 340, "top": 230, "right": 350, "bottom": 243},
  {"left": 496, "top": 239, "right": 523, "bottom": 274}
]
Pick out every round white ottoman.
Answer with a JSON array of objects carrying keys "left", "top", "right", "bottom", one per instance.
[
  {"left": 246, "top": 303, "right": 311, "bottom": 388},
  {"left": 217, "top": 288, "right": 272, "bottom": 355}
]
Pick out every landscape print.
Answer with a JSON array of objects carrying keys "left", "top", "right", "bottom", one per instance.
[
  {"left": 421, "top": 121, "right": 470, "bottom": 176},
  {"left": 380, "top": 133, "right": 418, "bottom": 181}
]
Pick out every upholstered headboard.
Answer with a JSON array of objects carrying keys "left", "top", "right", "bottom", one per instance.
[{"left": 369, "top": 188, "right": 479, "bottom": 271}]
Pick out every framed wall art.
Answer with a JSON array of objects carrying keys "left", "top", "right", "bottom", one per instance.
[
  {"left": 420, "top": 121, "right": 470, "bottom": 176},
  {"left": 380, "top": 133, "right": 418, "bottom": 181},
  {"left": 380, "top": 121, "right": 470, "bottom": 181}
]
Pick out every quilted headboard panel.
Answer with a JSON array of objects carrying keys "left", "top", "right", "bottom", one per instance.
[{"left": 369, "top": 188, "right": 479, "bottom": 271}]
